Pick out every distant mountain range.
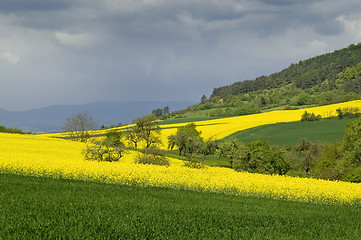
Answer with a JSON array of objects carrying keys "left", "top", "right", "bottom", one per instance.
[{"left": 0, "top": 101, "right": 194, "bottom": 133}]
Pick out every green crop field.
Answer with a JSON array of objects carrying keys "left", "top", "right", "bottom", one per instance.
[
  {"left": 223, "top": 118, "right": 355, "bottom": 146},
  {"left": 1, "top": 173, "right": 360, "bottom": 239}
]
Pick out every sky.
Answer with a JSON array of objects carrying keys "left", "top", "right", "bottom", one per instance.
[{"left": 1, "top": 0, "right": 361, "bottom": 111}]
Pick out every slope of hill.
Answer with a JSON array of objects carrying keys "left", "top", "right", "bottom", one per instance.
[
  {"left": 222, "top": 118, "right": 355, "bottom": 146},
  {"left": 171, "top": 43, "right": 361, "bottom": 119},
  {"left": 0, "top": 101, "right": 194, "bottom": 133}
]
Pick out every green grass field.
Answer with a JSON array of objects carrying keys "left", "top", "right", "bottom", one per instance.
[
  {"left": 1, "top": 173, "right": 361, "bottom": 239},
  {"left": 223, "top": 118, "right": 355, "bottom": 146}
]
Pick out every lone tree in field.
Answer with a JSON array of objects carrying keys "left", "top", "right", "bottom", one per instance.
[
  {"left": 84, "top": 129, "right": 126, "bottom": 162},
  {"left": 133, "top": 114, "right": 161, "bottom": 150},
  {"left": 168, "top": 122, "right": 203, "bottom": 156},
  {"left": 62, "top": 112, "right": 97, "bottom": 142}
]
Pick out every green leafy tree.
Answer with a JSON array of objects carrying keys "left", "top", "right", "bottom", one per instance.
[
  {"left": 134, "top": 115, "right": 161, "bottom": 150},
  {"left": 200, "top": 94, "right": 208, "bottom": 104},
  {"left": 294, "top": 138, "right": 320, "bottom": 176},
  {"left": 296, "top": 92, "right": 309, "bottom": 106},
  {"left": 314, "top": 142, "right": 343, "bottom": 180},
  {"left": 168, "top": 123, "right": 202, "bottom": 156},
  {"left": 163, "top": 106, "right": 170, "bottom": 114},
  {"left": 233, "top": 140, "right": 289, "bottom": 175},
  {"left": 340, "top": 116, "right": 361, "bottom": 167},
  {"left": 84, "top": 130, "right": 126, "bottom": 162},
  {"left": 152, "top": 108, "right": 163, "bottom": 117},
  {"left": 216, "top": 139, "right": 245, "bottom": 168},
  {"left": 126, "top": 128, "right": 141, "bottom": 149}
]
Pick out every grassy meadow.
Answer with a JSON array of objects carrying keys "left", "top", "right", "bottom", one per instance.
[
  {"left": 223, "top": 117, "right": 355, "bottom": 146},
  {"left": 1, "top": 173, "right": 361, "bottom": 239}
]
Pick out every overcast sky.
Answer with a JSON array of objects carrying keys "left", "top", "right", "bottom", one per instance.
[{"left": 1, "top": 0, "right": 361, "bottom": 111}]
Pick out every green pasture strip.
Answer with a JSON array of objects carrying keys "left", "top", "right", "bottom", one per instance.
[
  {"left": 223, "top": 118, "right": 354, "bottom": 146},
  {"left": 1, "top": 173, "right": 360, "bottom": 239},
  {"left": 163, "top": 151, "right": 231, "bottom": 168}
]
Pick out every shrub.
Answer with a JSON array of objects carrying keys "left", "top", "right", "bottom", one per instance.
[
  {"left": 183, "top": 153, "right": 206, "bottom": 169},
  {"left": 83, "top": 130, "right": 126, "bottom": 162},
  {"left": 233, "top": 140, "right": 289, "bottom": 175},
  {"left": 0, "top": 125, "right": 25, "bottom": 134},
  {"left": 301, "top": 111, "right": 321, "bottom": 121},
  {"left": 313, "top": 143, "right": 343, "bottom": 181},
  {"left": 344, "top": 167, "right": 361, "bottom": 183},
  {"left": 84, "top": 140, "right": 125, "bottom": 162},
  {"left": 135, "top": 148, "right": 170, "bottom": 167},
  {"left": 238, "top": 103, "right": 260, "bottom": 115}
]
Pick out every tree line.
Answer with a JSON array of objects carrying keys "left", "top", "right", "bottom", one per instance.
[{"left": 62, "top": 111, "right": 361, "bottom": 182}]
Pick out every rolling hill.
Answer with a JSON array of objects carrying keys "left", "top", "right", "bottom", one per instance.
[{"left": 172, "top": 43, "right": 361, "bottom": 119}]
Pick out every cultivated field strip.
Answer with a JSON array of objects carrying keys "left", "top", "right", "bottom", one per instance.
[{"left": 1, "top": 130, "right": 361, "bottom": 204}]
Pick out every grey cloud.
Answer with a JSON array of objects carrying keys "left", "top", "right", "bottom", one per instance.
[
  {"left": 0, "top": 0, "right": 72, "bottom": 12},
  {"left": 1, "top": 0, "right": 361, "bottom": 111}
]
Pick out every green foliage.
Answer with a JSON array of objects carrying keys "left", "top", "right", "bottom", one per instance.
[
  {"left": 336, "top": 107, "right": 360, "bottom": 119},
  {"left": 135, "top": 147, "right": 170, "bottom": 167},
  {"left": 340, "top": 116, "right": 361, "bottom": 167},
  {"left": 344, "top": 167, "right": 361, "bottom": 183},
  {"left": 313, "top": 142, "right": 343, "bottom": 180},
  {"left": 0, "top": 125, "right": 25, "bottom": 134},
  {"left": 216, "top": 139, "right": 245, "bottom": 168},
  {"left": 232, "top": 140, "right": 289, "bottom": 175},
  {"left": 167, "top": 43, "right": 361, "bottom": 119},
  {"left": 84, "top": 131, "right": 126, "bottom": 162},
  {"left": 126, "top": 127, "right": 141, "bottom": 149},
  {"left": 133, "top": 114, "right": 161, "bottom": 149},
  {"left": 294, "top": 138, "right": 320, "bottom": 176},
  {"left": 200, "top": 94, "right": 208, "bottom": 104},
  {"left": 168, "top": 123, "right": 203, "bottom": 155},
  {"left": 184, "top": 153, "right": 207, "bottom": 169},
  {"left": 301, "top": 111, "right": 321, "bottom": 121},
  {"left": 297, "top": 92, "right": 309, "bottom": 106},
  {"left": 212, "top": 43, "right": 361, "bottom": 100},
  {"left": 238, "top": 103, "right": 260, "bottom": 115}
]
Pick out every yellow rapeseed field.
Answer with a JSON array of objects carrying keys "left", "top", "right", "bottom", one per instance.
[
  {"left": 160, "top": 100, "right": 361, "bottom": 142},
  {"left": 44, "top": 100, "right": 361, "bottom": 149},
  {"left": 1, "top": 132, "right": 361, "bottom": 204}
]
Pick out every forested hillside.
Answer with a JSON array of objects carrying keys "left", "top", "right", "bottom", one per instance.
[{"left": 169, "top": 43, "right": 361, "bottom": 119}]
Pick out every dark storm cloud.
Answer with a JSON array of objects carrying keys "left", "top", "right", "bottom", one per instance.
[
  {"left": 1, "top": 0, "right": 361, "bottom": 111},
  {"left": 0, "top": 0, "right": 72, "bottom": 12}
]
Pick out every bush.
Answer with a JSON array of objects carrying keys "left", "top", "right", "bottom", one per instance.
[
  {"left": 344, "top": 167, "right": 361, "bottom": 183},
  {"left": 301, "top": 111, "right": 321, "bottom": 121},
  {"left": 183, "top": 153, "right": 206, "bottom": 169},
  {"left": 135, "top": 148, "right": 170, "bottom": 167},
  {"left": 238, "top": 103, "right": 260, "bottom": 115},
  {"left": 336, "top": 107, "right": 360, "bottom": 119},
  {"left": 0, "top": 125, "right": 25, "bottom": 134},
  {"left": 313, "top": 142, "right": 343, "bottom": 181},
  {"left": 233, "top": 140, "right": 289, "bottom": 175},
  {"left": 84, "top": 140, "right": 125, "bottom": 162}
]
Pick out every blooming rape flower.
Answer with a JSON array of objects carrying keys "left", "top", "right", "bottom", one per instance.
[{"left": 1, "top": 128, "right": 361, "bottom": 204}]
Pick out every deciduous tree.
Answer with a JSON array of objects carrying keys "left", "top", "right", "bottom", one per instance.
[{"left": 62, "top": 112, "right": 97, "bottom": 142}]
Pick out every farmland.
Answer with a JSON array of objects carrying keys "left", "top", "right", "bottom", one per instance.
[
  {"left": 2, "top": 100, "right": 361, "bottom": 238},
  {"left": 1, "top": 173, "right": 361, "bottom": 239},
  {"left": 222, "top": 117, "right": 355, "bottom": 146}
]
